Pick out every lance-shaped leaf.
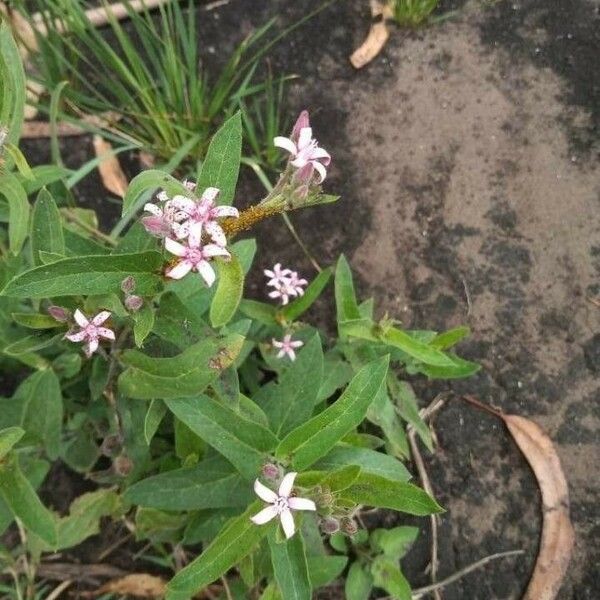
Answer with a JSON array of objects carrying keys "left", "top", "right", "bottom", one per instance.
[
  {"left": 30, "top": 188, "right": 65, "bottom": 265},
  {"left": 118, "top": 334, "right": 244, "bottom": 399},
  {"left": 269, "top": 532, "right": 312, "bottom": 600},
  {"left": 125, "top": 456, "right": 252, "bottom": 510},
  {"left": 166, "top": 502, "right": 271, "bottom": 599},
  {"left": 0, "top": 427, "right": 24, "bottom": 460},
  {"left": 276, "top": 356, "right": 389, "bottom": 470},
  {"left": 281, "top": 267, "right": 332, "bottom": 322},
  {"left": 342, "top": 473, "right": 443, "bottom": 516},
  {"left": 335, "top": 255, "right": 361, "bottom": 324},
  {"left": 165, "top": 395, "right": 278, "bottom": 480},
  {"left": 1, "top": 251, "right": 163, "bottom": 298},
  {"left": 370, "top": 557, "right": 411, "bottom": 600},
  {"left": 210, "top": 255, "right": 244, "bottom": 328},
  {"left": 0, "top": 22, "right": 26, "bottom": 147},
  {"left": 197, "top": 112, "right": 242, "bottom": 206},
  {"left": 0, "top": 457, "right": 57, "bottom": 547},
  {"left": 0, "top": 172, "right": 29, "bottom": 255}
]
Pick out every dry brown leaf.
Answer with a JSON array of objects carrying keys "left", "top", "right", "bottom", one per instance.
[
  {"left": 93, "top": 135, "right": 129, "bottom": 198},
  {"left": 93, "top": 573, "right": 166, "bottom": 598},
  {"left": 350, "top": 0, "right": 393, "bottom": 69},
  {"left": 503, "top": 414, "right": 575, "bottom": 600}
]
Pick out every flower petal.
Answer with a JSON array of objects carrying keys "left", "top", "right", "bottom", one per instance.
[
  {"left": 311, "top": 147, "right": 331, "bottom": 165},
  {"left": 73, "top": 309, "right": 89, "bottom": 328},
  {"left": 254, "top": 479, "right": 278, "bottom": 503},
  {"left": 288, "top": 497, "right": 316, "bottom": 512},
  {"left": 280, "top": 509, "right": 296, "bottom": 539},
  {"left": 65, "top": 330, "right": 87, "bottom": 342},
  {"left": 287, "top": 349, "right": 297, "bottom": 361},
  {"left": 291, "top": 110, "right": 310, "bottom": 140},
  {"left": 165, "top": 238, "right": 188, "bottom": 257},
  {"left": 273, "top": 136, "right": 297, "bottom": 156},
  {"left": 278, "top": 472, "right": 297, "bottom": 498},
  {"left": 297, "top": 127, "right": 313, "bottom": 150},
  {"left": 171, "top": 195, "right": 196, "bottom": 213},
  {"left": 92, "top": 311, "right": 111, "bottom": 326},
  {"left": 312, "top": 160, "right": 327, "bottom": 183},
  {"left": 250, "top": 505, "right": 278, "bottom": 525},
  {"left": 214, "top": 205, "right": 239, "bottom": 218},
  {"left": 166, "top": 260, "right": 193, "bottom": 280},
  {"left": 187, "top": 222, "right": 203, "bottom": 248},
  {"left": 290, "top": 340, "right": 304, "bottom": 348},
  {"left": 143, "top": 202, "right": 162, "bottom": 216},
  {"left": 205, "top": 222, "right": 227, "bottom": 247},
  {"left": 86, "top": 338, "right": 99, "bottom": 356},
  {"left": 196, "top": 260, "right": 216, "bottom": 287},
  {"left": 203, "top": 243, "right": 230, "bottom": 258},
  {"left": 201, "top": 187, "right": 220, "bottom": 203},
  {"left": 97, "top": 327, "right": 115, "bottom": 341}
]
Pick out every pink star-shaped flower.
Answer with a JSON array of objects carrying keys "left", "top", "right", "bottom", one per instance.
[
  {"left": 164, "top": 222, "right": 230, "bottom": 287},
  {"left": 264, "top": 263, "right": 293, "bottom": 287},
  {"left": 264, "top": 264, "right": 308, "bottom": 305},
  {"left": 141, "top": 196, "right": 183, "bottom": 238},
  {"left": 169, "top": 187, "right": 239, "bottom": 246},
  {"left": 65, "top": 310, "right": 115, "bottom": 356},
  {"left": 274, "top": 110, "right": 331, "bottom": 183},
  {"left": 272, "top": 334, "right": 304, "bottom": 361},
  {"left": 250, "top": 472, "right": 316, "bottom": 539}
]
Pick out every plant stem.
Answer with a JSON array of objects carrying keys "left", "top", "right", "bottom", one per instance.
[{"left": 61, "top": 208, "right": 118, "bottom": 247}]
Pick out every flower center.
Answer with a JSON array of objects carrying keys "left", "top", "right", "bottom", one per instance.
[
  {"left": 186, "top": 248, "right": 204, "bottom": 264},
  {"left": 274, "top": 496, "right": 289, "bottom": 513}
]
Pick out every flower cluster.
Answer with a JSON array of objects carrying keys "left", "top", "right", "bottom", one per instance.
[
  {"left": 251, "top": 471, "right": 316, "bottom": 539},
  {"left": 264, "top": 263, "right": 307, "bottom": 306},
  {"left": 142, "top": 183, "right": 239, "bottom": 287}
]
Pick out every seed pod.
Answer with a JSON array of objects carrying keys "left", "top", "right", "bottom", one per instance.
[
  {"left": 321, "top": 517, "right": 340, "bottom": 534},
  {"left": 340, "top": 517, "right": 358, "bottom": 536},
  {"left": 120, "top": 276, "right": 136, "bottom": 294},
  {"left": 124, "top": 294, "right": 143, "bottom": 312}
]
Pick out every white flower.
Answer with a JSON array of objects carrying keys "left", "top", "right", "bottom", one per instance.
[
  {"left": 264, "top": 264, "right": 308, "bottom": 305},
  {"left": 272, "top": 334, "right": 304, "bottom": 361},
  {"left": 251, "top": 472, "right": 316, "bottom": 539},
  {"left": 264, "top": 263, "right": 293, "bottom": 287},
  {"left": 274, "top": 110, "right": 331, "bottom": 184},
  {"left": 164, "top": 222, "right": 230, "bottom": 287},
  {"left": 65, "top": 310, "right": 115, "bottom": 357},
  {"left": 170, "top": 187, "right": 239, "bottom": 246}
]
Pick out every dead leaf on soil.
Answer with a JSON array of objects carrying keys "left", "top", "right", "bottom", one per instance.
[
  {"left": 350, "top": 0, "right": 394, "bottom": 69},
  {"left": 463, "top": 396, "right": 575, "bottom": 600},
  {"left": 93, "top": 135, "right": 129, "bottom": 198},
  {"left": 503, "top": 414, "right": 575, "bottom": 600},
  {"left": 88, "top": 573, "right": 166, "bottom": 598}
]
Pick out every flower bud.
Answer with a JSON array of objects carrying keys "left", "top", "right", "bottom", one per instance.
[
  {"left": 315, "top": 488, "right": 334, "bottom": 508},
  {"left": 121, "top": 276, "right": 136, "bottom": 294},
  {"left": 261, "top": 463, "right": 281, "bottom": 481},
  {"left": 321, "top": 517, "right": 340, "bottom": 534},
  {"left": 183, "top": 179, "right": 197, "bottom": 192},
  {"left": 47, "top": 305, "right": 70, "bottom": 322},
  {"left": 113, "top": 454, "right": 133, "bottom": 477},
  {"left": 124, "top": 294, "right": 143, "bottom": 312},
  {"left": 101, "top": 434, "right": 122, "bottom": 457},
  {"left": 340, "top": 517, "right": 358, "bottom": 536}
]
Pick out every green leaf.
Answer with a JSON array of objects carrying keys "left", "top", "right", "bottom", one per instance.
[
  {"left": 209, "top": 255, "right": 244, "bottom": 328},
  {"left": 258, "top": 335, "right": 324, "bottom": 437},
  {"left": 313, "top": 445, "right": 411, "bottom": 482},
  {"left": 166, "top": 502, "right": 271, "bottom": 599},
  {"left": 281, "top": 268, "right": 332, "bottom": 322},
  {"left": 165, "top": 395, "right": 278, "bottom": 480},
  {"left": 370, "top": 556, "right": 411, "bottom": 600},
  {"left": 0, "top": 172, "right": 29, "bottom": 255},
  {"left": 239, "top": 299, "right": 277, "bottom": 325},
  {"left": 197, "top": 112, "right": 242, "bottom": 206},
  {"left": 416, "top": 355, "right": 480, "bottom": 379},
  {"left": 12, "top": 313, "right": 63, "bottom": 329},
  {"left": 121, "top": 169, "right": 190, "bottom": 220},
  {"left": 343, "top": 473, "right": 443, "bottom": 516},
  {"left": 0, "top": 457, "right": 57, "bottom": 547},
  {"left": 306, "top": 555, "right": 347, "bottom": 588},
  {"left": 367, "top": 387, "right": 410, "bottom": 459},
  {"left": 345, "top": 562, "right": 373, "bottom": 600},
  {"left": 276, "top": 356, "right": 389, "bottom": 470},
  {"left": 3, "top": 332, "right": 63, "bottom": 356},
  {"left": 431, "top": 326, "right": 471, "bottom": 349},
  {"left": 125, "top": 456, "right": 252, "bottom": 510},
  {"left": 335, "top": 255, "right": 361, "bottom": 324},
  {"left": 18, "top": 370, "right": 63, "bottom": 460},
  {"left": 371, "top": 526, "right": 419, "bottom": 559},
  {"left": 30, "top": 188, "right": 65, "bottom": 265},
  {"left": 0, "top": 251, "right": 163, "bottom": 298},
  {"left": 118, "top": 334, "right": 244, "bottom": 399},
  {"left": 4, "top": 143, "right": 33, "bottom": 179},
  {"left": 0, "top": 22, "right": 26, "bottom": 147},
  {"left": 269, "top": 532, "right": 312, "bottom": 600},
  {"left": 231, "top": 238, "right": 257, "bottom": 274},
  {"left": 0, "top": 427, "right": 24, "bottom": 460},
  {"left": 143, "top": 399, "right": 167, "bottom": 445},
  {"left": 133, "top": 304, "right": 155, "bottom": 347}
]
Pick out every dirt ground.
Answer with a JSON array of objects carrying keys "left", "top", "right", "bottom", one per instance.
[
  {"left": 18, "top": 0, "right": 600, "bottom": 597},
  {"left": 228, "top": 0, "right": 600, "bottom": 597}
]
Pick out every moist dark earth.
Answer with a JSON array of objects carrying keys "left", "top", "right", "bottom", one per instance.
[{"left": 19, "top": 0, "right": 600, "bottom": 598}]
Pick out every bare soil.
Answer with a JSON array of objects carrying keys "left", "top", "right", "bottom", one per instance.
[{"left": 17, "top": 0, "right": 600, "bottom": 598}]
